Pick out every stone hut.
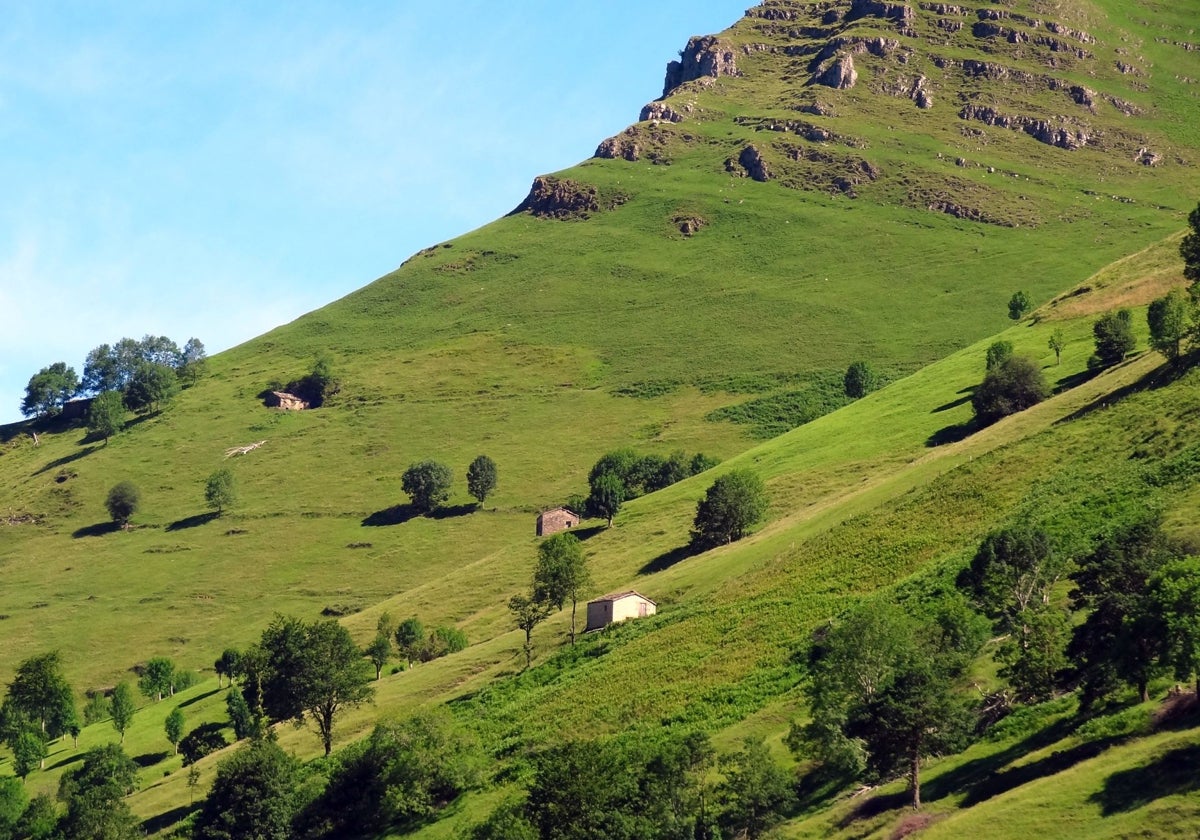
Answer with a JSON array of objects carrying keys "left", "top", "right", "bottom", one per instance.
[
  {"left": 60, "top": 397, "right": 94, "bottom": 421},
  {"left": 585, "top": 590, "right": 657, "bottom": 632},
  {"left": 266, "top": 391, "right": 309, "bottom": 411},
  {"left": 536, "top": 507, "right": 580, "bottom": 537}
]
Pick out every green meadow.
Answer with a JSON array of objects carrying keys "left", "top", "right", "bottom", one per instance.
[{"left": 3, "top": 0, "right": 1200, "bottom": 835}]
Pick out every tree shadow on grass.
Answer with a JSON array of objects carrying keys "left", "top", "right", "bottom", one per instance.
[
  {"left": 177, "top": 688, "right": 221, "bottom": 709},
  {"left": 925, "top": 419, "right": 977, "bottom": 447},
  {"left": 931, "top": 393, "right": 973, "bottom": 413},
  {"left": 639, "top": 543, "right": 698, "bottom": 575},
  {"left": 73, "top": 521, "right": 120, "bottom": 538},
  {"left": 133, "top": 751, "right": 169, "bottom": 768},
  {"left": 1091, "top": 744, "right": 1200, "bottom": 815},
  {"left": 1056, "top": 357, "right": 1186, "bottom": 426},
  {"left": 430, "top": 503, "right": 477, "bottom": 520},
  {"left": 141, "top": 804, "right": 201, "bottom": 836},
  {"left": 362, "top": 504, "right": 420, "bottom": 527},
  {"left": 33, "top": 445, "right": 98, "bottom": 476},
  {"left": 958, "top": 736, "right": 1125, "bottom": 807},
  {"left": 45, "top": 751, "right": 84, "bottom": 772},
  {"left": 166, "top": 512, "right": 219, "bottom": 532},
  {"left": 567, "top": 524, "right": 607, "bottom": 541}
]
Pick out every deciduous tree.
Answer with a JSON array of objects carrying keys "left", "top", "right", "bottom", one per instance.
[
  {"left": 690, "top": 470, "right": 767, "bottom": 550},
  {"left": 401, "top": 460, "right": 453, "bottom": 514},
  {"left": 985, "top": 340, "right": 1014, "bottom": 371},
  {"left": 843, "top": 361, "right": 880, "bottom": 399},
  {"left": 86, "top": 390, "right": 126, "bottom": 443},
  {"left": 56, "top": 744, "right": 139, "bottom": 840},
  {"left": 1008, "top": 290, "right": 1031, "bottom": 320},
  {"left": 1091, "top": 309, "right": 1137, "bottom": 368},
  {"left": 139, "top": 657, "right": 176, "bottom": 701},
  {"left": 105, "top": 481, "right": 140, "bottom": 527},
  {"left": 1048, "top": 327, "right": 1066, "bottom": 365},
  {"left": 508, "top": 594, "right": 551, "bottom": 669},
  {"left": 6, "top": 651, "right": 76, "bottom": 738},
  {"left": 193, "top": 739, "right": 299, "bottom": 840},
  {"left": 1147, "top": 557, "right": 1200, "bottom": 695},
  {"left": 1181, "top": 200, "right": 1200, "bottom": 288},
  {"left": 110, "top": 683, "right": 135, "bottom": 743},
  {"left": 717, "top": 737, "right": 795, "bottom": 839},
  {"left": 971, "top": 355, "right": 1050, "bottom": 426},
  {"left": 532, "top": 533, "right": 590, "bottom": 644},
  {"left": 178, "top": 337, "right": 208, "bottom": 385},
  {"left": 466, "top": 455, "right": 498, "bottom": 507},
  {"left": 165, "top": 707, "right": 185, "bottom": 754},
  {"left": 1147, "top": 288, "right": 1193, "bottom": 362},
  {"left": 124, "top": 361, "right": 180, "bottom": 414},
  {"left": 20, "top": 363, "right": 78, "bottom": 418},
  {"left": 587, "top": 472, "right": 625, "bottom": 527},
  {"left": 394, "top": 618, "right": 425, "bottom": 668},
  {"left": 365, "top": 633, "right": 392, "bottom": 680},
  {"left": 205, "top": 468, "right": 237, "bottom": 514}
]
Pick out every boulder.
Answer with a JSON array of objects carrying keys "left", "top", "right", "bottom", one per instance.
[{"left": 816, "top": 54, "right": 858, "bottom": 89}]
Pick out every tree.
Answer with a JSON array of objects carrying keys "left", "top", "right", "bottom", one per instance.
[
  {"left": 258, "top": 616, "right": 374, "bottom": 755},
  {"left": 365, "top": 633, "right": 392, "bottom": 680},
  {"left": 57, "top": 743, "right": 139, "bottom": 840},
  {"left": 110, "top": 683, "right": 135, "bottom": 743},
  {"left": 1181, "top": 200, "right": 1200, "bottom": 288},
  {"left": 957, "top": 526, "right": 1062, "bottom": 630},
  {"left": 394, "top": 618, "right": 425, "bottom": 669},
  {"left": 691, "top": 470, "right": 768, "bottom": 550},
  {"left": 1008, "top": 290, "right": 1031, "bottom": 320},
  {"left": 215, "top": 648, "right": 242, "bottom": 689},
  {"left": 401, "top": 460, "right": 453, "bottom": 514},
  {"left": 1091, "top": 308, "right": 1137, "bottom": 368},
  {"left": 1147, "top": 288, "right": 1193, "bottom": 363},
  {"left": 1048, "top": 327, "right": 1066, "bottom": 365},
  {"left": 139, "top": 657, "right": 176, "bottom": 701},
  {"left": 1068, "top": 520, "right": 1178, "bottom": 707},
  {"left": 533, "top": 533, "right": 591, "bottom": 644},
  {"left": 985, "top": 340, "right": 1014, "bottom": 371},
  {"left": 138, "top": 334, "right": 182, "bottom": 367},
  {"left": 717, "top": 738, "right": 795, "bottom": 839},
  {"left": 11, "top": 730, "right": 47, "bottom": 781},
  {"left": 105, "top": 481, "right": 140, "bottom": 527},
  {"left": 0, "top": 776, "right": 28, "bottom": 836},
  {"left": 178, "top": 337, "right": 208, "bottom": 385},
  {"left": 205, "top": 468, "right": 237, "bottom": 515},
  {"left": 466, "top": 455, "right": 498, "bottom": 507},
  {"left": 296, "top": 710, "right": 481, "bottom": 836},
  {"left": 997, "top": 606, "right": 1071, "bottom": 703},
  {"left": 180, "top": 724, "right": 230, "bottom": 766},
  {"left": 795, "top": 602, "right": 979, "bottom": 809},
  {"left": 124, "top": 361, "right": 180, "bottom": 413},
  {"left": 226, "top": 686, "right": 259, "bottom": 741},
  {"left": 6, "top": 651, "right": 76, "bottom": 738},
  {"left": 193, "top": 739, "right": 299, "bottom": 840},
  {"left": 1147, "top": 557, "right": 1200, "bottom": 696},
  {"left": 82, "top": 344, "right": 121, "bottom": 395},
  {"left": 20, "top": 362, "right": 79, "bottom": 419},
  {"left": 86, "top": 390, "right": 125, "bottom": 443},
  {"left": 508, "top": 594, "right": 551, "bottom": 669},
  {"left": 843, "top": 361, "right": 880, "bottom": 399},
  {"left": 587, "top": 472, "right": 625, "bottom": 527},
  {"left": 423, "top": 626, "right": 469, "bottom": 661},
  {"left": 971, "top": 355, "right": 1050, "bottom": 426},
  {"left": 165, "top": 707, "right": 185, "bottom": 754}
]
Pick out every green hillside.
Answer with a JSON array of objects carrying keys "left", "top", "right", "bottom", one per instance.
[{"left": 3, "top": 0, "right": 1200, "bottom": 837}]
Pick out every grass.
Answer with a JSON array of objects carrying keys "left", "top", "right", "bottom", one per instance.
[{"left": 0, "top": 0, "right": 1199, "bottom": 835}]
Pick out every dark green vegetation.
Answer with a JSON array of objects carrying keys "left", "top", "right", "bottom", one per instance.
[{"left": 2, "top": 0, "right": 1200, "bottom": 837}]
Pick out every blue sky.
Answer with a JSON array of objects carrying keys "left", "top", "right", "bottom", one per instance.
[{"left": 0, "top": 1, "right": 747, "bottom": 422}]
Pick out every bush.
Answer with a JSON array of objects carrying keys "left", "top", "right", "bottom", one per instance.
[
  {"left": 82, "top": 692, "right": 111, "bottom": 725},
  {"left": 1093, "top": 309, "right": 1136, "bottom": 367},
  {"left": 971, "top": 356, "right": 1050, "bottom": 426}
]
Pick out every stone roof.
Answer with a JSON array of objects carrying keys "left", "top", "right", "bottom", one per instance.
[{"left": 588, "top": 589, "right": 656, "bottom": 606}]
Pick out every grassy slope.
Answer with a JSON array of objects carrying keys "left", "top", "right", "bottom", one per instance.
[{"left": 1, "top": 0, "right": 1199, "bottom": 835}]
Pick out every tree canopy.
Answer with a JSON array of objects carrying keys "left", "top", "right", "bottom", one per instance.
[
  {"left": 193, "top": 738, "right": 299, "bottom": 840},
  {"left": 1008, "top": 290, "right": 1031, "bottom": 320},
  {"left": 401, "top": 461, "right": 453, "bottom": 514},
  {"left": 843, "top": 361, "right": 880, "bottom": 399},
  {"left": 1181, "top": 200, "right": 1200, "bottom": 287},
  {"left": 1091, "top": 308, "right": 1137, "bottom": 368},
  {"left": 532, "top": 533, "right": 590, "bottom": 644},
  {"left": 20, "top": 362, "right": 79, "bottom": 419},
  {"left": 466, "top": 455, "right": 498, "bottom": 506},
  {"left": 1147, "top": 288, "right": 1194, "bottom": 362},
  {"left": 124, "top": 361, "right": 180, "bottom": 414},
  {"left": 105, "top": 481, "right": 141, "bottom": 527},
  {"left": 205, "top": 468, "right": 238, "bottom": 514},
  {"left": 971, "top": 355, "right": 1050, "bottom": 426},
  {"left": 690, "top": 470, "right": 768, "bottom": 550}
]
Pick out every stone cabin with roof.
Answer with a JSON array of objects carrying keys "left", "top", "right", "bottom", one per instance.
[
  {"left": 585, "top": 590, "right": 657, "bottom": 632},
  {"left": 536, "top": 506, "right": 580, "bottom": 537}
]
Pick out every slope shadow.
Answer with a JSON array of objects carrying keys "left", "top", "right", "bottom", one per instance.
[
  {"left": 640, "top": 544, "right": 698, "bottom": 575},
  {"left": 958, "top": 736, "right": 1125, "bottom": 807},
  {"left": 1091, "top": 744, "right": 1200, "bottom": 815},
  {"left": 34, "top": 445, "right": 98, "bottom": 476},
  {"left": 167, "top": 512, "right": 219, "bottom": 531},
  {"left": 141, "top": 804, "right": 201, "bottom": 836},
  {"left": 1056, "top": 356, "right": 1185, "bottom": 426},
  {"left": 73, "top": 521, "right": 120, "bottom": 538}
]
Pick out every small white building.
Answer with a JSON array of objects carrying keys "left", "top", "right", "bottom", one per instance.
[{"left": 584, "top": 590, "right": 656, "bottom": 632}]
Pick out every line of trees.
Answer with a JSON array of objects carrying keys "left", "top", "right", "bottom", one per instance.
[
  {"left": 567, "top": 448, "right": 719, "bottom": 528},
  {"left": 401, "top": 454, "right": 498, "bottom": 514},
  {"left": 20, "top": 334, "right": 206, "bottom": 421}
]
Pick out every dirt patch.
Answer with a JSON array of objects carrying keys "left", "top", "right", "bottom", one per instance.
[{"left": 890, "top": 812, "right": 944, "bottom": 838}]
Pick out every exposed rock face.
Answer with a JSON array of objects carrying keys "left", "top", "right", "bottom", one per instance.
[
  {"left": 727, "top": 145, "right": 772, "bottom": 182},
  {"left": 816, "top": 54, "right": 858, "bottom": 89},
  {"left": 960, "top": 104, "right": 1090, "bottom": 149},
  {"left": 673, "top": 214, "right": 707, "bottom": 236},
  {"left": 511, "top": 176, "right": 627, "bottom": 220},
  {"left": 1135, "top": 147, "right": 1163, "bottom": 166},
  {"left": 663, "top": 36, "right": 738, "bottom": 96},
  {"left": 846, "top": 0, "right": 914, "bottom": 26},
  {"left": 595, "top": 135, "right": 639, "bottom": 162},
  {"left": 639, "top": 102, "right": 685, "bottom": 123}
]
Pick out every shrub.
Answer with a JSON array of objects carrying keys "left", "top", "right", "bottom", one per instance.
[
  {"left": 971, "top": 356, "right": 1050, "bottom": 426},
  {"left": 1092, "top": 309, "right": 1136, "bottom": 367},
  {"left": 843, "top": 361, "right": 880, "bottom": 398},
  {"left": 691, "top": 470, "right": 768, "bottom": 550},
  {"left": 105, "top": 481, "right": 140, "bottom": 527}
]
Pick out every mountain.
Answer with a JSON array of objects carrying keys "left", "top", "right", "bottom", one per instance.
[{"left": 2, "top": 0, "right": 1200, "bottom": 836}]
